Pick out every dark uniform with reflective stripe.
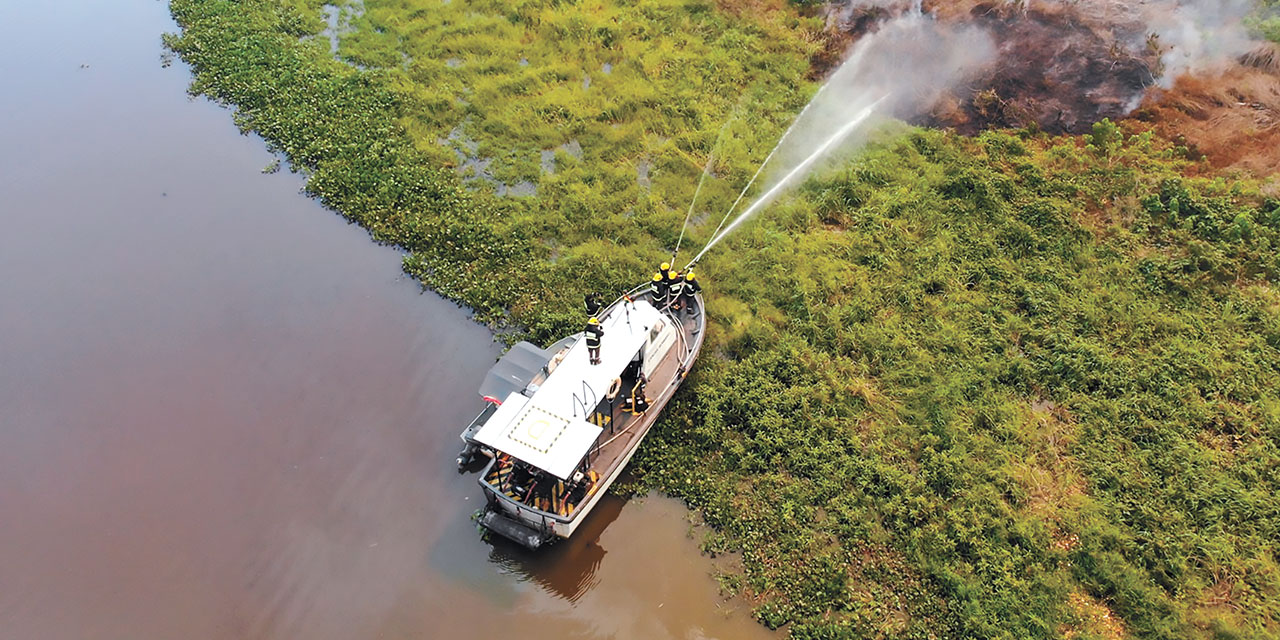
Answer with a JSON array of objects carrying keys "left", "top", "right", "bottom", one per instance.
[
  {"left": 665, "top": 269, "right": 681, "bottom": 296},
  {"left": 679, "top": 274, "right": 701, "bottom": 314},
  {"left": 584, "top": 292, "right": 603, "bottom": 317},
  {"left": 585, "top": 322, "right": 604, "bottom": 364},
  {"left": 649, "top": 275, "right": 669, "bottom": 308},
  {"left": 668, "top": 275, "right": 685, "bottom": 311},
  {"left": 624, "top": 376, "right": 650, "bottom": 415}
]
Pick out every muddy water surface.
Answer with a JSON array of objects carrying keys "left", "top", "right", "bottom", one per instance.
[{"left": 0, "top": 3, "right": 772, "bottom": 639}]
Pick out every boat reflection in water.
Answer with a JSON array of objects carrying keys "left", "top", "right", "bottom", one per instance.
[
  {"left": 468, "top": 493, "right": 781, "bottom": 640},
  {"left": 487, "top": 493, "right": 625, "bottom": 602}
]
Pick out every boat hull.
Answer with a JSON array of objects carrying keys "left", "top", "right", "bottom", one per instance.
[
  {"left": 472, "top": 286, "right": 705, "bottom": 549},
  {"left": 478, "top": 419, "right": 651, "bottom": 547}
]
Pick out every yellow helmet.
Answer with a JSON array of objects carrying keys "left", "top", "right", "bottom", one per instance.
[
  {"left": 660, "top": 262, "right": 671, "bottom": 271},
  {"left": 686, "top": 271, "right": 696, "bottom": 281},
  {"left": 652, "top": 273, "right": 662, "bottom": 281},
  {"left": 588, "top": 317, "right": 600, "bottom": 325}
]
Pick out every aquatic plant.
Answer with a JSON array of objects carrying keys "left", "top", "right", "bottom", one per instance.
[{"left": 642, "top": 127, "right": 1280, "bottom": 638}]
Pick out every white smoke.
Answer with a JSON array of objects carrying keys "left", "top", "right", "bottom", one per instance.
[
  {"left": 823, "top": 0, "right": 924, "bottom": 36},
  {"left": 766, "top": 10, "right": 996, "bottom": 187},
  {"left": 688, "top": 10, "right": 996, "bottom": 265},
  {"left": 688, "top": 0, "right": 1271, "bottom": 264},
  {"left": 1143, "top": 0, "right": 1265, "bottom": 86},
  {"left": 1025, "top": 0, "right": 1267, "bottom": 87}
]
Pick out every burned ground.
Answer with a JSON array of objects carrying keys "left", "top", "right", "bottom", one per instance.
[
  {"left": 924, "top": 1, "right": 1156, "bottom": 135},
  {"left": 815, "top": 0, "right": 1159, "bottom": 134},
  {"left": 816, "top": 0, "right": 1280, "bottom": 175},
  {"left": 1131, "top": 47, "right": 1280, "bottom": 175}
]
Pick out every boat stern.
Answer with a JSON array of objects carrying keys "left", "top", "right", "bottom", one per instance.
[{"left": 477, "top": 507, "right": 550, "bottom": 550}]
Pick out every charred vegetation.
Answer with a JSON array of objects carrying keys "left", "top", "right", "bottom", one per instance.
[{"left": 816, "top": 0, "right": 1280, "bottom": 176}]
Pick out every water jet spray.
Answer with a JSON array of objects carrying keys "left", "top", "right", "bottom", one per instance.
[
  {"left": 677, "top": 9, "right": 997, "bottom": 270},
  {"left": 685, "top": 94, "right": 890, "bottom": 269}
]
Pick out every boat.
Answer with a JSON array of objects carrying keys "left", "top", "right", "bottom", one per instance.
[{"left": 456, "top": 282, "right": 705, "bottom": 549}]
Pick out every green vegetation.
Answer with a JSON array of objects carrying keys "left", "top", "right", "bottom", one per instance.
[
  {"left": 1253, "top": 0, "right": 1280, "bottom": 43},
  {"left": 643, "top": 126, "right": 1280, "bottom": 638},
  {"left": 167, "top": 1, "right": 1280, "bottom": 637},
  {"left": 166, "top": 0, "right": 824, "bottom": 335}
]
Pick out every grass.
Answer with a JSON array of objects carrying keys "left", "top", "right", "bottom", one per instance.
[
  {"left": 167, "top": 1, "right": 1280, "bottom": 637},
  {"left": 641, "top": 127, "right": 1280, "bottom": 638}
]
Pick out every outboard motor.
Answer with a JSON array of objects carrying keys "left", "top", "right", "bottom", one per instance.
[
  {"left": 456, "top": 443, "right": 480, "bottom": 468},
  {"left": 479, "top": 508, "right": 547, "bottom": 550}
]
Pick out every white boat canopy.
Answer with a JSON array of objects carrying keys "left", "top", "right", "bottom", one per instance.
[{"left": 472, "top": 299, "right": 666, "bottom": 479}]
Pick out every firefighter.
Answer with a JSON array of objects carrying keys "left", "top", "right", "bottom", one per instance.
[
  {"left": 584, "top": 292, "right": 603, "bottom": 317},
  {"left": 623, "top": 374, "right": 650, "bottom": 415},
  {"left": 649, "top": 272, "right": 668, "bottom": 307},
  {"left": 664, "top": 264, "right": 681, "bottom": 292},
  {"left": 679, "top": 270, "right": 702, "bottom": 314},
  {"left": 584, "top": 317, "right": 604, "bottom": 365},
  {"left": 658, "top": 262, "right": 679, "bottom": 306},
  {"left": 668, "top": 269, "right": 685, "bottom": 311}
]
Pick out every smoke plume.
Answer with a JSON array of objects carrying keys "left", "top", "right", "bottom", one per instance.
[
  {"left": 817, "top": 0, "right": 1275, "bottom": 134},
  {"left": 768, "top": 9, "right": 996, "bottom": 188},
  {"left": 1144, "top": 0, "right": 1266, "bottom": 86}
]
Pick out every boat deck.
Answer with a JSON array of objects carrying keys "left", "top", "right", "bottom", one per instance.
[
  {"left": 580, "top": 293, "right": 702, "bottom": 485},
  {"left": 477, "top": 288, "right": 705, "bottom": 528}
]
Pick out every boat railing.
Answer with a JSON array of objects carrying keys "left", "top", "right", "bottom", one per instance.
[
  {"left": 586, "top": 285, "right": 704, "bottom": 454},
  {"left": 482, "top": 284, "right": 704, "bottom": 526},
  {"left": 480, "top": 457, "right": 583, "bottom": 526},
  {"left": 461, "top": 403, "right": 498, "bottom": 440},
  {"left": 608, "top": 285, "right": 702, "bottom": 371}
]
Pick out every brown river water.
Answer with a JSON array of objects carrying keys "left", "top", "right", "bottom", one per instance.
[{"left": 0, "top": 3, "right": 773, "bottom": 639}]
